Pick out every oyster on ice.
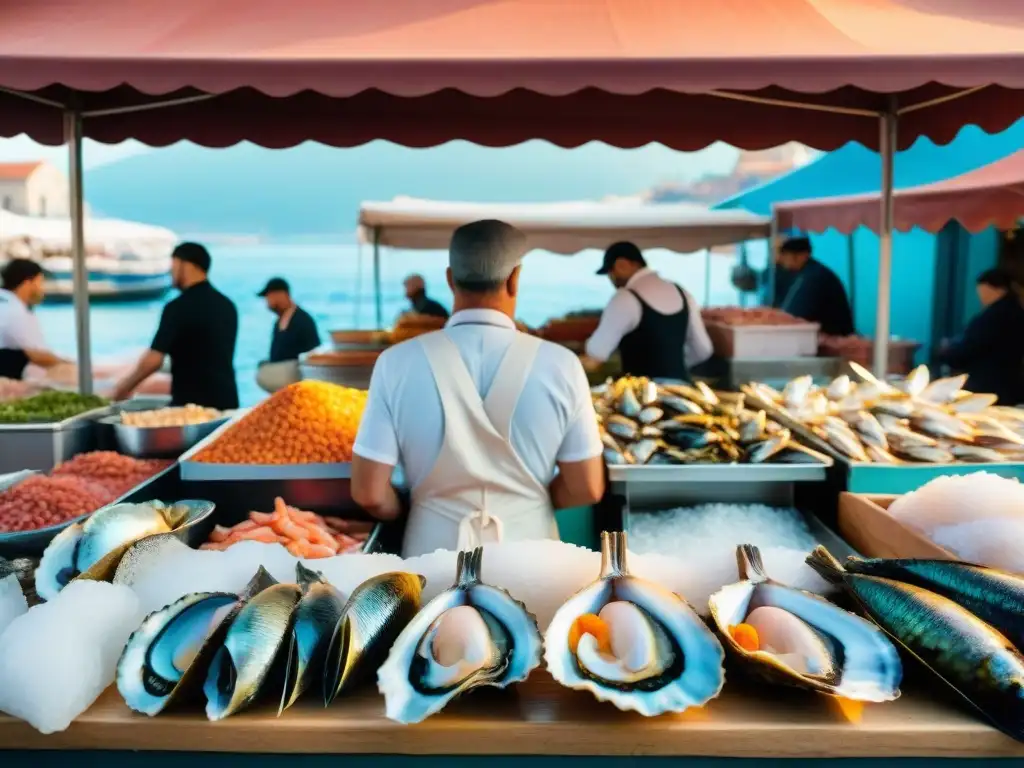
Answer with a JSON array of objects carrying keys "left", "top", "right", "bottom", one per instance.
[
  {"left": 116, "top": 567, "right": 273, "bottom": 716},
  {"left": 708, "top": 545, "right": 901, "bottom": 701},
  {"left": 36, "top": 499, "right": 215, "bottom": 601},
  {"left": 324, "top": 570, "right": 425, "bottom": 705},
  {"left": 377, "top": 547, "right": 542, "bottom": 724},
  {"left": 545, "top": 531, "right": 725, "bottom": 716}
]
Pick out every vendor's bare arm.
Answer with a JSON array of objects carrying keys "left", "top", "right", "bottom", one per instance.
[
  {"left": 550, "top": 455, "right": 605, "bottom": 509},
  {"left": 23, "top": 347, "right": 69, "bottom": 368},
  {"left": 351, "top": 454, "right": 402, "bottom": 521},
  {"left": 112, "top": 349, "right": 165, "bottom": 401}
]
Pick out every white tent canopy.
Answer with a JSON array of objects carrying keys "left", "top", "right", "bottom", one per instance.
[{"left": 358, "top": 197, "right": 770, "bottom": 255}]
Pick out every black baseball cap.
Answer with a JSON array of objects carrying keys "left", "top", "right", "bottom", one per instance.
[
  {"left": 257, "top": 277, "right": 290, "bottom": 297},
  {"left": 779, "top": 236, "right": 812, "bottom": 254},
  {"left": 597, "top": 241, "right": 645, "bottom": 275},
  {"left": 171, "top": 242, "right": 212, "bottom": 272}
]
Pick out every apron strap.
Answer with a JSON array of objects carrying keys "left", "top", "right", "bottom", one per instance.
[{"left": 483, "top": 333, "right": 543, "bottom": 440}]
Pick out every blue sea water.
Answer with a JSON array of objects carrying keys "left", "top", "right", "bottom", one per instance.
[{"left": 35, "top": 243, "right": 757, "bottom": 406}]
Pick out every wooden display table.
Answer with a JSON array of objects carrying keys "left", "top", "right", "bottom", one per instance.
[{"left": 2, "top": 672, "right": 1022, "bottom": 759}]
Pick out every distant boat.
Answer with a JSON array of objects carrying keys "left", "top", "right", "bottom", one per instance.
[{"left": 0, "top": 209, "right": 176, "bottom": 302}]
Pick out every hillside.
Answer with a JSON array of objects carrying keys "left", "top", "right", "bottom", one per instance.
[{"left": 84, "top": 141, "right": 737, "bottom": 241}]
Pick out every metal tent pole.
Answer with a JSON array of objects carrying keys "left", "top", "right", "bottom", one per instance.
[
  {"left": 767, "top": 214, "right": 778, "bottom": 306},
  {"left": 373, "top": 227, "right": 382, "bottom": 329},
  {"left": 873, "top": 110, "right": 898, "bottom": 378},
  {"left": 847, "top": 233, "right": 857, "bottom": 329},
  {"left": 64, "top": 110, "right": 92, "bottom": 395},
  {"left": 703, "top": 249, "right": 712, "bottom": 305}
]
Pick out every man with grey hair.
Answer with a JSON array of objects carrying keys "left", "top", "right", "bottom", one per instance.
[
  {"left": 402, "top": 273, "right": 449, "bottom": 320},
  {"left": 352, "top": 220, "right": 605, "bottom": 557}
]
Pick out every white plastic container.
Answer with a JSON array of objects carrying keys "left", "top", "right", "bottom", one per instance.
[{"left": 705, "top": 321, "right": 820, "bottom": 360}]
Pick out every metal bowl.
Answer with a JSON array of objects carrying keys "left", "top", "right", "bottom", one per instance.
[{"left": 105, "top": 414, "right": 232, "bottom": 459}]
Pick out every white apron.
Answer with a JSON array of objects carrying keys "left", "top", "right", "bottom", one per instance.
[{"left": 401, "top": 330, "right": 558, "bottom": 558}]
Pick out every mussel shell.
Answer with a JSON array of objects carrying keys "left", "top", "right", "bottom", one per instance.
[
  {"left": 117, "top": 591, "right": 242, "bottom": 716},
  {"left": 544, "top": 532, "right": 725, "bottom": 716},
  {"left": 708, "top": 546, "right": 901, "bottom": 701},
  {"left": 203, "top": 582, "right": 303, "bottom": 720},
  {"left": 325, "top": 571, "right": 424, "bottom": 704},
  {"left": 377, "top": 548, "right": 542, "bottom": 724},
  {"left": 34, "top": 522, "right": 84, "bottom": 602},
  {"left": 279, "top": 566, "right": 348, "bottom": 714}
]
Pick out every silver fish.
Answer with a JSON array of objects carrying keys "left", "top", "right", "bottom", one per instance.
[
  {"left": 950, "top": 392, "right": 998, "bottom": 414},
  {"left": 640, "top": 425, "right": 663, "bottom": 438},
  {"left": 950, "top": 444, "right": 1008, "bottom": 463},
  {"left": 638, "top": 406, "right": 664, "bottom": 425},
  {"left": 639, "top": 379, "right": 659, "bottom": 406},
  {"left": 894, "top": 444, "right": 954, "bottom": 464},
  {"left": 824, "top": 422, "right": 868, "bottom": 462},
  {"left": 627, "top": 439, "right": 660, "bottom": 465},
  {"left": 865, "top": 444, "right": 901, "bottom": 464},
  {"left": 603, "top": 447, "right": 631, "bottom": 465},
  {"left": 746, "top": 430, "right": 790, "bottom": 463},
  {"left": 738, "top": 410, "right": 767, "bottom": 443},
  {"left": 902, "top": 365, "right": 930, "bottom": 398},
  {"left": 695, "top": 381, "right": 720, "bottom": 406},
  {"left": 826, "top": 375, "right": 852, "bottom": 401},
  {"left": 872, "top": 397, "right": 916, "bottom": 419},
  {"left": 847, "top": 361, "right": 898, "bottom": 394},
  {"left": 851, "top": 410, "right": 889, "bottom": 451},
  {"left": 658, "top": 394, "right": 705, "bottom": 416},
  {"left": 618, "top": 386, "right": 642, "bottom": 418},
  {"left": 782, "top": 375, "right": 813, "bottom": 408},
  {"left": 606, "top": 414, "right": 639, "bottom": 441},
  {"left": 919, "top": 374, "right": 970, "bottom": 405}
]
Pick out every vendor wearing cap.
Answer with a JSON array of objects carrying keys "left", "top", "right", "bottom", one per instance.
[
  {"left": 775, "top": 236, "right": 854, "bottom": 336},
  {"left": 581, "top": 241, "right": 714, "bottom": 381},
  {"left": 0, "top": 258, "right": 70, "bottom": 379},
  {"left": 255, "top": 277, "right": 321, "bottom": 394},
  {"left": 112, "top": 242, "right": 239, "bottom": 409},
  {"left": 351, "top": 219, "right": 605, "bottom": 557}
]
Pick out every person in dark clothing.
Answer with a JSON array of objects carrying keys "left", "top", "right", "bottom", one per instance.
[
  {"left": 402, "top": 274, "right": 449, "bottom": 320},
  {"left": 581, "top": 241, "right": 714, "bottom": 381},
  {"left": 941, "top": 268, "right": 1024, "bottom": 404},
  {"left": 258, "top": 277, "right": 320, "bottom": 363},
  {"left": 112, "top": 242, "right": 239, "bottom": 409},
  {"left": 776, "top": 237, "right": 855, "bottom": 337}
]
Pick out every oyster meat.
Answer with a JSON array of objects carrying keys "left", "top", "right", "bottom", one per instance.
[
  {"left": 545, "top": 531, "right": 725, "bottom": 716},
  {"left": 36, "top": 499, "right": 215, "bottom": 602},
  {"left": 708, "top": 545, "right": 901, "bottom": 701},
  {"left": 377, "top": 547, "right": 542, "bottom": 724}
]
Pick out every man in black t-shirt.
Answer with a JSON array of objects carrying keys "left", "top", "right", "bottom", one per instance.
[
  {"left": 255, "top": 277, "right": 321, "bottom": 393},
  {"left": 112, "top": 242, "right": 239, "bottom": 409}
]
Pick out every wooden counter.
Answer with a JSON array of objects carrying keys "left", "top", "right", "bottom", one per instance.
[{"left": 2, "top": 672, "right": 1022, "bottom": 758}]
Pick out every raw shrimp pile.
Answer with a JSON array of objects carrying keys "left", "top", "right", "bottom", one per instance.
[
  {"left": 195, "top": 381, "right": 367, "bottom": 465},
  {"left": 201, "top": 497, "right": 371, "bottom": 558},
  {"left": 0, "top": 452, "right": 171, "bottom": 533},
  {"left": 0, "top": 377, "right": 40, "bottom": 403}
]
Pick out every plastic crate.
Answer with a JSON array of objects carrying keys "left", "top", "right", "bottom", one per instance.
[{"left": 705, "top": 321, "right": 820, "bottom": 360}]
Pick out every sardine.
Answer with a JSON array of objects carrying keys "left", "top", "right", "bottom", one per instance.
[
  {"left": 603, "top": 447, "right": 631, "bottom": 465},
  {"left": 626, "top": 438, "right": 659, "bottom": 465},
  {"left": 950, "top": 392, "right": 999, "bottom": 414},
  {"left": 919, "top": 374, "right": 970, "bottom": 405},
  {"left": 865, "top": 444, "right": 901, "bottom": 464},
  {"left": 639, "top": 379, "right": 659, "bottom": 406},
  {"left": 851, "top": 411, "right": 888, "bottom": 451},
  {"left": 826, "top": 375, "right": 852, "bottom": 401},
  {"left": 640, "top": 425, "right": 663, "bottom": 438},
  {"left": 659, "top": 394, "right": 705, "bottom": 416},
  {"left": 606, "top": 414, "right": 639, "bottom": 441},
  {"left": 840, "top": 556, "right": 1024, "bottom": 654},
  {"left": 808, "top": 547, "right": 1024, "bottom": 742},
  {"left": 782, "top": 375, "right": 813, "bottom": 408},
  {"left": 637, "top": 406, "right": 664, "bottom": 425},
  {"left": 903, "top": 365, "right": 930, "bottom": 398},
  {"left": 848, "top": 361, "right": 898, "bottom": 394},
  {"left": 892, "top": 443, "right": 953, "bottom": 464},
  {"left": 872, "top": 397, "right": 916, "bottom": 419},
  {"left": 746, "top": 430, "right": 790, "bottom": 463},
  {"left": 617, "top": 386, "right": 642, "bottom": 418},
  {"left": 738, "top": 410, "right": 767, "bottom": 444},
  {"left": 695, "top": 381, "right": 720, "bottom": 407},
  {"left": 950, "top": 444, "right": 1008, "bottom": 463},
  {"left": 823, "top": 422, "right": 868, "bottom": 462}
]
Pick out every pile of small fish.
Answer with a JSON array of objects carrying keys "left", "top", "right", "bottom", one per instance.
[
  {"left": 807, "top": 548, "right": 1024, "bottom": 743},
  {"left": 745, "top": 363, "right": 1024, "bottom": 464},
  {"left": 593, "top": 376, "right": 823, "bottom": 466}
]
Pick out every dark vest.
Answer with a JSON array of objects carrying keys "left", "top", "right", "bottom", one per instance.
[
  {"left": 0, "top": 349, "right": 29, "bottom": 380},
  {"left": 619, "top": 285, "right": 691, "bottom": 381}
]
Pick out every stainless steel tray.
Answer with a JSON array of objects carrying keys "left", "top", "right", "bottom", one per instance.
[
  {"left": 608, "top": 461, "right": 830, "bottom": 484},
  {"left": 102, "top": 413, "right": 232, "bottom": 459},
  {"left": 0, "top": 463, "right": 178, "bottom": 557},
  {"left": 0, "top": 406, "right": 113, "bottom": 473},
  {"left": 0, "top": 404, "right": 112, "bottom": 432}
]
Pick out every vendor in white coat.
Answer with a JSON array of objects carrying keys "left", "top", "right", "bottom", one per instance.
[
  {"left": 352, "top": 220, "right": 605, "bottom": 557},
  {"left": 0, "top": 259, "right": 69, "bottom": 379}
]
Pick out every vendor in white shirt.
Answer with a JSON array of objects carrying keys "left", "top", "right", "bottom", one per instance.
[
  {"left": 581, "top": 242, "right": 714, "bottom": 381},
  {"left": 351, "top": 219, "right": 605, "bottom": 557},
  {"left": 0, "top": 259, "right": 69, "bottom": 379}
]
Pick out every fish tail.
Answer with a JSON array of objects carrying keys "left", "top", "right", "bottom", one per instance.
[
  {"left": 805, "top": 546, "right": 846, "bottom": 585},
  {"left": 737, "top": 544, "right": 769, "bottom": 583}
]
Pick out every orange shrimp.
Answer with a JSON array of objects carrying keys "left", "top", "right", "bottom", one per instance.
[
  {"left": 301, "top": 542, "right": 338, "bottom": 559},
  {"left": 208, "top": 525, "right": 235, "bottom": 543},
  {"left": 271, "top": 497, "right": 308, "bottom": 540},
  {"left": 249, "top": 511, "right": 274, "bottom": 525}
]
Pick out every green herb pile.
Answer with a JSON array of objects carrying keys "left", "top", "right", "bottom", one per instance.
[{"left": 0, "top": 392, "right": 109, "bottom": 424}]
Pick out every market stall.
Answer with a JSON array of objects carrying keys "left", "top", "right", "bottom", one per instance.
[{"left": 3, "top": 1, "right": 1024, "bottom": 763}]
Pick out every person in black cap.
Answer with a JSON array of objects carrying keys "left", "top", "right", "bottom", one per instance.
[
  {"left": 940, "top": 267, "right": 1024, "bottom": 404},
  {"left": 581, "top": 241, "right": 714, "bottom": 381},
  {"left": 112, "top": 242, "right": 239, "bottom": 409},
  {"left": 255, "top": 277, "right": 320, "bottom": 393},
  {"left": 775, "top": 236, "right": 854, "bottom": 337}
]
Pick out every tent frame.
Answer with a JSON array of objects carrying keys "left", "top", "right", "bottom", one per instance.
[{"left": 0, "top": 84, "right": 988, "bottom": 390}]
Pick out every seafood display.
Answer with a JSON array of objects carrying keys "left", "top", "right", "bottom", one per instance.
[
  {"left": 388, "top": 313, "right": 447, "bottom": 344},
  {"left": 200, "top": 498, "right": 372, "bottom": 558},
  {"left": 538, "top": 310, "right": 601, "bottom": 343},
  {"left": 378, "top": 547, "right": 542, "bottom": 724},
  {"left": 35, "top": 499, "right": 215, "bottom": 601},
  {"left": 0, "top": 391, "right": 107, "bottom": 424},
  {"left": 194, "top": 381, "right": 366, "bottom": 465},
  {"left": 0, "top": 453, "right": 172, "bottom": 533},
  {"left": 708, "top": 545, "right": 901, "bottom": 700},
  {"left": 545, "top": 531, "right": 725, "bottom": 716},
  {"left": 746, "top": 364, "right": 1024, "bottom": 464},
  {"left": 120, "top": 405, "right": 222, "bottom": 428},
  {"left": 701, "top": 307, "right": 809, "bottom": 326},
  {"left": 594, "top": 376, "right": 822, "bottom": 465},
  {"left": 807, "top": 547, "right": 1024, "bottom": 742}
]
